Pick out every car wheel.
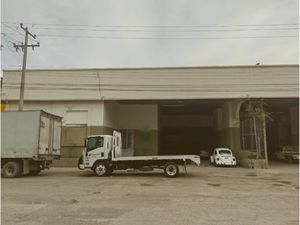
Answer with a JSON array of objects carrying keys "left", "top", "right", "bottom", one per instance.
[
  {"left": 164, "top": 162, "right": 179, "bottom": 178},
  {"left": 2, "top": 161, "right": 22, "bottom": 178}
]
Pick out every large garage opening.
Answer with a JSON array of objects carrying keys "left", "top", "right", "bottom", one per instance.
[
  {"left": 159, "top": 100, "right": 224, "bottom": 155},
  {"left": 265, "top": 98, "right": 299, "bottom": 160},
  {"left": 239, "top": 98, "right": 299, "bottom": 160}
]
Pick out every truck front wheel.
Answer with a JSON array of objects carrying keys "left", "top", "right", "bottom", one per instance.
[
  {"left": 93, "top": 162, "right": 109, "bottom": 177},
  {"left": 164, "top": 162, "right": 179, "bottom": 178},
  {"left": 2, "top": 161, "right": 22, "bottom": 178}
]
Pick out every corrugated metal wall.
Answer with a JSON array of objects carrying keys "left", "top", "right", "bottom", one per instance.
[{"left": 3, "top": 65, "right": 299, "bottom": 101}]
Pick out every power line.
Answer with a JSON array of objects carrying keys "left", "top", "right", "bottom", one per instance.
[
  {"left": 1, "top": 38, "right": 19, "bottom": 53},
  {"left": 2, "top": 32, "right": 298, "bottom": 40},
  {"left": 2, "top": 23, "right": 38, "bottom": 43},
  {"left": 2, "top": 21, "right": 299, "bottom": 28},
  {"left": 26, "top": 34, "right": 300, "bottom": 40},
  {"left": 2, "top": 23, "right": 24, "bottom": 36},
  {"left": 1, "top": 32, "right": 23, "bottom": 43},
  {"left": 5, "top": 26, "right": 299, "bottom": 33}
]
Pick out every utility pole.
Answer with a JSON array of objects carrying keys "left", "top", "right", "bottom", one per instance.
[{"left": 13, "top": 23, "right": 40, "bottom": 111}]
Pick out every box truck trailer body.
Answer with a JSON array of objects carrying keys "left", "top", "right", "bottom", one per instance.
[{"left": 1, "top": 110, "right": 62, "bottom": 178}]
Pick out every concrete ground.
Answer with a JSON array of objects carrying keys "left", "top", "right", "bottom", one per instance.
[{"left": 1, "top": 161, "right": 299, "bottom": 225}]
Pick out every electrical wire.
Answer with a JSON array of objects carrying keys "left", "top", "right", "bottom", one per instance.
[
  {"left": 6, "top": 26, "right": 299, "bottom": 33},
  {"left": 2, "top": 21, "right": 299, "bottom": 28},
  {"left": 2, "top": 23, "right": 38, "bottom": 43},
  {"left": 2, "top": 32, "right": 298, "bottom": 40},
  {"left": 1, "top": 32, "right": 23, "bottom": 43}
]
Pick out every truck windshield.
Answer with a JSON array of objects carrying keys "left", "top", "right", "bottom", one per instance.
[{"left": 86, "top": 137, "right": 104, "bottom": 152}]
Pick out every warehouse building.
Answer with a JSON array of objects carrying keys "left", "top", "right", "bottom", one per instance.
[{"left": 1, "top": 65, "right": 299, "bottom": 166}]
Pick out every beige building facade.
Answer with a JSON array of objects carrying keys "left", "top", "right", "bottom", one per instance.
[{"left": 2, "top": 65, "right": 299, "bottom": 165}]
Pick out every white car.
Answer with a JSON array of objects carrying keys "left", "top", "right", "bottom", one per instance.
[{"left": 210, "top": 148, "right": 236, "bottom": 166}]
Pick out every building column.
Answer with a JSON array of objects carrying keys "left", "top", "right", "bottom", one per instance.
[
  {"left": 217, "top": 100, "right": 242, "bottom": 155},
  {"left": 213, "top": 107, "right": 223, "bottom": 147},
  {"left": 289, "top": 106, "right": 299, "bottom": 146}
]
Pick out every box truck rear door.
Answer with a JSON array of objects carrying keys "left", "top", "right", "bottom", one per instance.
[
  {"left": 52, "top": 120, "right": 61, "bottom": 157},
  {"left": 39, "top": 115, "right": 50, "bottom": 156}
]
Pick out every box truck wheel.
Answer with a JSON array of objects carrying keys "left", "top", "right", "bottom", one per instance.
[
  {"left": 164, "top": 162, "right": 179, "bottom": 178},
  {"left": 93, "top": 161, "right": 109, "bottom": 177},
  {"left": 2, "top": 161, "right": 22, "bottom": 178}
]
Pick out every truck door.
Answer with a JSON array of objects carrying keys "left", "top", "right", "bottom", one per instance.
[
  {"left": 52, "top": 119, "right": 62, "bottom": 158},
  {"left": 113, "top": 131, "right": 122, "bottom": 158},
  {"left": 39, "top": 115, "right": 51, "bottom": 156},
  {"left": 85, "top": 136, "right": 105, "bottom": 167}
]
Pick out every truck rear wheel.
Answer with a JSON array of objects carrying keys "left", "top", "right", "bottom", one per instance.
[
  {"left": 164, "top": 162, "right": 179, "bottom": 178},
  {"left": 2, "top": 161, "right": 22, "bottom": 178},
  {"left": 93, "top": 161, "right": 109, "bottom": 177}
]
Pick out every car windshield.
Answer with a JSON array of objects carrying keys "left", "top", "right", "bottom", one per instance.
[
  {"left": 218, "top": 150, "right": 231, "bottom": 155},
  {"left": 86, "top": 136, "right": 104, "bottom": 152}
]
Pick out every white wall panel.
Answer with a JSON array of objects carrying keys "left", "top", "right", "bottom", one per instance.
[{"left": 6, "top": 101, "right": 104, "bottom": 126}]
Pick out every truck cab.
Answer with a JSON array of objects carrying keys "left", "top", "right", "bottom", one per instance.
[{"left": 79, "top": 135, "right": 113, "bottom": 170}]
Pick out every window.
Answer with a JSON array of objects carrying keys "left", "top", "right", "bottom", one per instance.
[
  {"left": 218, "top": 150, "right": 231, "bottom": 155},
  {"left": 86, "top": 137, "right": 104, "bottom": 152}
]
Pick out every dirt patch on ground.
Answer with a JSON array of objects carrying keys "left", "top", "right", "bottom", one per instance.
[
  {"left": 277, "top": 180, "right": 292, "bottom": 185},
  {"left": 245, "top": 173, "right": 257, "bottom": 177},
  {"left": 140, "top": 183, "right": 153, "bottom": 186},
  {"left": 207, "top": 183, "right": 221, "bottom": 187}
]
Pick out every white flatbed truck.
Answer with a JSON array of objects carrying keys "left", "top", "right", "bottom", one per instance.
[{"left": 78, "top": 131, "right": 200, "bottom": 178}]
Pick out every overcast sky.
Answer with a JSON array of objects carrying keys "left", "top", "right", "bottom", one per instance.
[{"left": 1, "top": 0, "right": 299, "bottom": 69}]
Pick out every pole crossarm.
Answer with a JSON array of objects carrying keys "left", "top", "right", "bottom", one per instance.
[{"left": 13, "top": 43, "right": 40, "bottom": 51}]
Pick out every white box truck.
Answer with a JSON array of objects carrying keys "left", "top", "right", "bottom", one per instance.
[
  {"left": 1, "top": 110, "right": 62, "bottom": 178},
  {"left": 78, "top": 131, "right": 200, "bottom": 178}
]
